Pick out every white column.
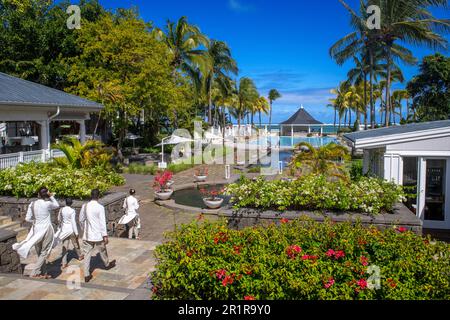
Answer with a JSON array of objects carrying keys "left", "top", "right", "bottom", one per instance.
[
  {"left": 384, "top": 153, "right": 402, "bottom": 184},
  {"left": 308, "top": 126, "right": 311, "bottom": 134},
  {"left": 36, "top": 120, "right": 50, "bottom": 151},
  {"left": 417, "top": 157, "right": 427, "bottom": 220},
  {"left": 77, "top": 120, "right": 86, "bottom": 144}
]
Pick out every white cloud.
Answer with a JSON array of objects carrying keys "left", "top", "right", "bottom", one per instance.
[{"left": 228, "top": 0, "right": 253, "bottom": 12}]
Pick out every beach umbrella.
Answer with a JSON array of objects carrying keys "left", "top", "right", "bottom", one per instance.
[
  {"left": 126, "top": 133, "right": 142, "bottom": 149},
  {"left": 155, "top": 135, "right": 194, "bottom": 167}
]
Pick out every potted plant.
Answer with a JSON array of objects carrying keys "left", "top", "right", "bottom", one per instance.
[
  {"left": 154, "top": 170, "right": 174, "bottom": 200},
  {"left": 200, "top": 186, "right": 224, "bottom": 209},
  {"left": 194, "top": 167, "right": 208, "bottom": 182}
]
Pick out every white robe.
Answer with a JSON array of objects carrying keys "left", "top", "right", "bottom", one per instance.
[
  {"left": 12, "top": 197, "right": 60, "bottom": 259},
  {"left": 79, "top": 200, "right": 108, "bottom": 242},
  {"left": 54, "top": 206, "right": 78, "bottom": 243},
  {"left": 118, "top": 196, "right": 140, "bottom": 226}
]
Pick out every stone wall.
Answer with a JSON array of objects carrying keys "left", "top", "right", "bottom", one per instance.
[
  {"left": 220, "top": 203, "right": 423, "bottom": 235},
  {"left": 0, "top": 192, "right": 127, "bottom": 237},
  {"left": 0, "top": 229, "right": 21, "bottom": 274}
]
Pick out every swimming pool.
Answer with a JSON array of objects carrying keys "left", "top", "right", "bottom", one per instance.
[{"left": 250, "top": 136, "right": 338, "bottom": 149}]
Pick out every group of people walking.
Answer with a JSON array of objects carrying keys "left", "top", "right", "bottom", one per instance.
[{"left": 12, "top": 187, "right": 141, "bottom": 283}]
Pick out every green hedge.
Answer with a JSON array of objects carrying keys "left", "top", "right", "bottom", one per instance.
[
  {"left": 225, "top": 175, "right": 405, "bottom": 215},
  {"left": 0, "top": 162, "right": 125, "bottom": 199},
  {"left": 151, "top": 219, "right": 450, "bottom": 300}
]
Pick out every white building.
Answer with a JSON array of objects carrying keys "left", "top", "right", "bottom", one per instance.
[
  {"left": 0, "top": 72, "right": 103, "bottom": 160},
  {"left": 344, "top": 120, "right": 450, "bottom": 230}
]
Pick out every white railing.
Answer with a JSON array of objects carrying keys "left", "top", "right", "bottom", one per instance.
[{"left": 0, "top": 149, "right": 65, "bottom": 170}]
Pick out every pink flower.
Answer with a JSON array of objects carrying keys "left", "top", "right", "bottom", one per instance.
[
  {"left": 216, "top": 269, "right": 227, "bottom": 280},
  {"left": 222, "top": 275, "right": 234, "bottom": 287},
  {"left": 334, "top": 251, "right": 345, "bottom": 259},
  {"left": 324, "top": 278, "right": 335, "bottom": 289},
  {"left": 357, "top": 279, "right": 368, "bottom": 289},
  {"left": 360, "top": 256, "right": 369, "bottom": 266},
  {"left": 244, "top": 296, "right": 256, "bottom": 300},
  {"left": 326, "top": 249, "right": 336, "bottom": 257},
  {"left": 286, "top": 245, "right": 302, "bottom": 259}
]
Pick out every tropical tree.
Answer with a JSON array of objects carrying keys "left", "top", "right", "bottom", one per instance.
[
  {"left": 52, "top": 137, "right": 113, "bottom": 169},
  {"left": 254, "top": 96, "right": 270, "bottom": 130},
  {"left": 330, "top": 82, "right": 350, "bottom": 130},
  {"left": 392, "top": 89, "right": 410, "bottom": 124},
  {"left": 289, "top": 142, "right": 351, "bottom": 180},
  {"left": 407, "top": 53, "right": 450, "bottom": 121},
  {"left": 268, "top": 89, "right": 282, "bottom": 131},
  {"left": 202, "top": 40, "right": 238, "bottom": 126},
  {"left": 230, "top": 78, "right": 259, "bottom": 134}
]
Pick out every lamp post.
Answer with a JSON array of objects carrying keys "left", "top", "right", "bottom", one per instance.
[{"left": 159, "top": 136, "right": 170, "bottom": 169}]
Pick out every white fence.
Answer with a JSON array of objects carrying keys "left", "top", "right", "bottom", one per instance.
[{"left": 0, "top": 149, "right": 65, "bottom": 170}]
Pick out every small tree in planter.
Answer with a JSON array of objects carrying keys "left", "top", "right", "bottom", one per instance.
[
  {"left": 154, "top": 171, "right": 174, "bottom": 200},
  {"left": 200, "top": 186, "right": 225, "bottom": 209},
  {"left": 195, "top": 166, "right": 209, "bottom": 182}
]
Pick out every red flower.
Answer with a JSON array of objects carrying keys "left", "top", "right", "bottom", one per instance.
[
  {"left": 186, "top": 250, "right": 193, "bottom": 257},
  {"left": 280, "top": 218, "right": 289, "bottom": 224},
  {"left": 387, "top": 278, "right": 397, "bottom": 289},
  {"left": 334, "top": 251, "right": 345, "bottom": 260},
  {"left": 222, "top": 275, "right": 234, "bottom": 287},
  {"left": 326, "top": 249, "right": 336, "bottom": 257},
  {"left": 151, "top": 286, "right": 158, "bottom": 294},
  {"left": 216, "top": 269, "right": 227, "bottom": 280},
  {"left": 360, "top": 256, "right": 369, "bottom": 266},
  {"left": 357, "top": 279, "right": 368, "bottom": 290},
  {"left": 244, "top": 296, "right": 256, "bottom": 300},
  {"left": 324, "top": 278, "right": 335, "bottom": 289},
  {"left": 286, "top": 245, "right": 302, "bottom": 259},
  {"left": 233, "top": 246, "right": 242, "bottom": 255},
  {"left": 397, "top": 227, "right": 408, "bottom": 233}
]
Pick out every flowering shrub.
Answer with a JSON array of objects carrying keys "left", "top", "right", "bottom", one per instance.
[
  {"left": 224, "top": 175, "right": 405, "bottom": 214},
  {"left": 199, "top": 186, "right": 224, "bottom": 201},
  {"left": 153, "top": 170, "right": 174, "bottom": 192},
  {"left": 151, "top": 219, "right": 450, "bottom": 300},
  {"left": 0, "top": 162, "right": 125, "bottom": 199}
]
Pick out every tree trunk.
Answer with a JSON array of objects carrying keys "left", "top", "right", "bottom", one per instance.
[
  {"left": 334, "top": 107, "right": 337, "bottom": 128},
  {"left": 269, "top": 101, "right": 273, "bottom": 132},
  {"left": 364, "top": 73, "right": 368, "bottom": 130},
  {"left": 385, "top": 45, "right": 392, "bottom": 127},
  {"left": 369, "top": 49, "right": 375, "bottom": 129}
]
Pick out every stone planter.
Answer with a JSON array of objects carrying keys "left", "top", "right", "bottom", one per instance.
[
  {"left": 195, "top": 175, "right": 208, "bottom": 182},
  {"left": 203, "top": 198, "right": 224, "bottom": 209},
  {"left": 155, "top": 189, "right": 174, "bottom": 201}
]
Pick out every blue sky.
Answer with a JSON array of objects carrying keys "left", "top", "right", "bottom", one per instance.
[{"left": 96, "top": 0, "right": 449, "bottom": 124}]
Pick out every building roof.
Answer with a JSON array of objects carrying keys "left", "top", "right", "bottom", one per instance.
[
  {"left": 344, "top": 120, "right": 450, "bottom": 148},
  {"left": 281, "top": 106, "right": 323, "bottom": 125},
  {"left": 0, "top": 72, "right": 103, "bottom": 109}
]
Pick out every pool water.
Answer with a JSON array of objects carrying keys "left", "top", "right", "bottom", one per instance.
[
  {"left": 173, "top": 184, "right": 231, "bottom": 208},
  {"left": 250, "top": 136, "right": 338, "bottom": 148}
]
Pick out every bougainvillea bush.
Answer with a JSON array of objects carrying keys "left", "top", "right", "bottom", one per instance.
[
  {"left": 0, "top": 162, "right": 125, "bottom": 199},
  {"left": 151, "top": 219, "right": 449, "bottom": 300},
  {"left": 224, "top": 175, "right": 405, "bottom": 214}
]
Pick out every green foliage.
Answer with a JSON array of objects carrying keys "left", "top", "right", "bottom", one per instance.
[
  {"left": 225, "top": 175, "right": 405, "bottom": 215},
  {"left": 349, "top": 160, "right": 364, "bottom": 181},
  {"left": 52, "top": 138, "right": 113, "bottom": 169},
  {"left": 151, "top": 219, "right": 450, "bottom": 300},
  {"left": 0, "top": 162, "right": 124, "bottom": 199},
  {"left": 407, "top": 53, "right": 450, "bottom": 122},
  {"left": 124, "top": 163, "right": 157, "bottom": 175},
  {"left": 290, "top": 143, "right": 351, "bottom": 180}
]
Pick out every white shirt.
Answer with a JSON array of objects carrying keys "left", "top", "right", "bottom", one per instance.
[
  {"left": 118, "top": 196, "right": 140, "bottom": 225},
  {"left": 55, "top": 206, "right": 78, "bottom": 240},
  {"left": 79, "top": 200, "right": 107, "bottom": 242}
]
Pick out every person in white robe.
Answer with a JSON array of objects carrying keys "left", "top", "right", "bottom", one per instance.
[
  {"left": 79, "top": 189, "right": 116, "bottom": 283},
  {"left": 12, "top": 187, "right": 60, "bottom": 279},
  {"left": 118, "top": 189, "right": 141, "bottom": 240},
  {"left": 54, "top": 198, "right": 83, "bottom": 268}
]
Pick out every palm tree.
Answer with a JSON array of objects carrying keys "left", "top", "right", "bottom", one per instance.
[
  {"left": 203, "top": 40, "right": 238, "bottom": 126},
  {"left": 153, "top": 16, "right": 209, "bottom": 77},
  {"left": 254, "top": 96, "right": 270, "bottom": 130},
  {"left": 392, "top": 89, "right": 410, "bottom": 124},
  {"left": 330, "top": 82, "right": 350, "bottom": 130},
  {"left": 229, "top": 78, "right": 259, "bottom": 135},
  {"left": 268, "top": 89, "right": 281, "bottom": 131},
  {"left": 289, "top": 142, "right": 351, "bottom": 180}
]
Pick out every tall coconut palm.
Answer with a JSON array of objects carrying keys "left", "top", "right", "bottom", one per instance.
[
  {"left": 369, "top": 0, "right": 449, "bottom": 127},
  {"left": 330, "top": 82, "right": 350, "bottom": 130},
  {"left": 203, "top": 40, "right": 238, "bottom": 126},
  {"left": 268, "top": 89, "right": 281, "bottom": 131},
  {"left": 392, "top": 89, "right": 410, "bottom": 124},
  {"left": 153, "top": 16, "right": 209, "bottom": 76},
  {"left": 229, "top": 78, "right": 259, "bottom": 135},
  {"left": 254, "top": 96, "right": 270, "bottom": 130}
]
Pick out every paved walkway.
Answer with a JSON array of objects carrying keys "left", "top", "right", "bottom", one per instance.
[{"left": 0, "top": 237, "right": 157, "bottom": 300}]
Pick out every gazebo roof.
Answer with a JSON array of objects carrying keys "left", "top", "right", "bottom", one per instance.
[
  {"left": 0, "top": 72, "right": 103, "bottom": 110},
  {"left": 281, "top": 106, "right": 323, "bottom": 125}
]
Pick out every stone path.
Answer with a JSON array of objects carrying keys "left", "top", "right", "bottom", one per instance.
[{"left": 0, "top": 237, "right": 157, "bottom": 300}]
